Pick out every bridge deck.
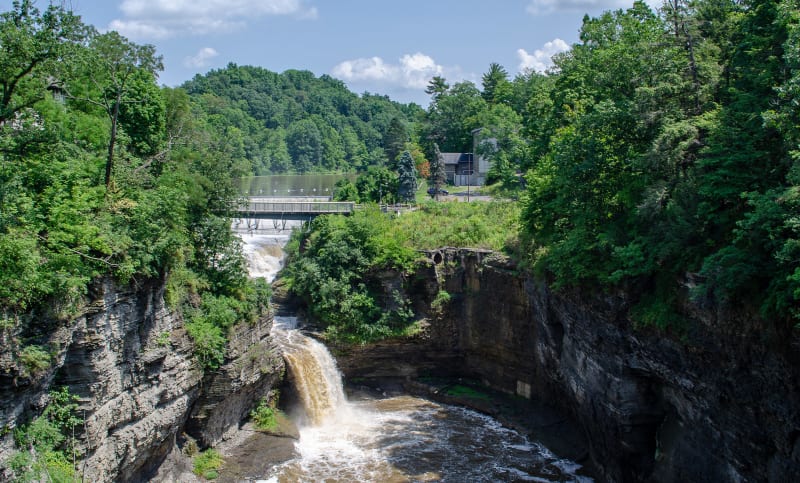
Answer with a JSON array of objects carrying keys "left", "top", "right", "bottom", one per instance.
[{"left": 235, "top": 199, "right": 355, "bottom": 218}]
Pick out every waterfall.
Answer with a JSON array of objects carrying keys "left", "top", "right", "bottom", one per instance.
[
  {"left": 239, "top": 226, "right": 593, "bottom": 482},
  {"left": 239, "top": 228, "right": 350, "bottom": 426},
  {"left": 271, "top": 317, "right": 349, "bottom": 426}
]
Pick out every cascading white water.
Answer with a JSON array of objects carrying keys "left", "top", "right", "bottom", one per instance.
[
  {"left": 240, "top": 225, "right": 593, "bottom": 483},
  {"left": 271, "top": 316, "right": 349, "bottom": 426}
]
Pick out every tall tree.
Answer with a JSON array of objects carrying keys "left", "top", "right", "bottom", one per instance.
[
  {"left": 429, "top": 143, "right": 447, "bottom": 200},
  {"left": 286, "top": 118, "right": 323, "bottom": 172},
  {"left": 425, "top": 75, "right": 449, "bottom": 101},
  {"left": 69, "top": 31, "right": 163, "bottom": 187},
  {"left": 481, "top": 63, "right": 511, "bottom": 105},
  {"left": 383, "top": 116, "right": 408, "bottom": 166},
  {"left": 0, "top": 0, "right": 85, "bottom": 125},
  {"left": 396, "top": 150, "right": 418, "bottom": 203}
]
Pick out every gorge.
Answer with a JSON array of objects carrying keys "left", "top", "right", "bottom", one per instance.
[{"left": 4, "top": 226, "right": 798, "bottom": 482}]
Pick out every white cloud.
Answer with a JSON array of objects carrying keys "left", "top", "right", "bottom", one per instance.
[
  {"left": 517, "top": 38, "right": 570, "bottom": 73},
  {"left": 526, "top": 0, "right": 661, "bottom": 15},
  {"left": 110, "top": 0, "right": 317, "bottom": 40},
  {"left": 332, "top": 52, "right": 447, "bottom": 90},
  {"left": 184, "top": 47, "right": 219, "bottom": 68}
]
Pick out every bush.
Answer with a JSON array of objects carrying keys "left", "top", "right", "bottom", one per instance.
[
  {"left": 6, "top": 387, "right": 82, "bottom": 482},
  {"left": 185, "top": 318, "right": 226, "bottom": 370},
  {"left": 18, "top": 345, "right": 51, "bottom": 377},
  {"left": 192, "top": 449, "right": 223, "bottom": 480},
  {"left": 250, "top": 398, "right": 278, "bottom": 431}
]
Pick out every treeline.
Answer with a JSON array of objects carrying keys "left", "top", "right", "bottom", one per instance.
[
  {"left": 182, "top": 64, "right": 423, "bottom": 174},
  {"left": 414, "top": 0, "right": 799, "bottom": 328}
]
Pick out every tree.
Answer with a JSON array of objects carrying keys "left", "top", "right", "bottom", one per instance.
[
  {"left": 429, "top": 143, "right": 446, "bottom": 200},
  {"left": 356, "top": 166, "right": 397, "bottom": 204},
  {"left": 69, "top": 31, "right": 163, "bottom": 187},
  {"left": 425, "top": 75, "right": 449, "bottom": 100},
  {"left": 0, "top": 0, "right": 85, "bottom": 125},
  {"left": 383, "top": 116, "right": 407, "bottom": 166},
  {"left": 420, "top": 81, "right": 486, "bottom": 153},
  {"left": 481, "top": 63, "right": 511, "bottom": 105},
  {"left": 396, "top": 150, "right": 418, "bottom": 203},
  {"left": 286, "top": 118, "right": 322, "bottom": 172}
]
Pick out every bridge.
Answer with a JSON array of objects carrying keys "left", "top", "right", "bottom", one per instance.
[{"left": 233, "top": 197, "right": 356, "bottom": 220}]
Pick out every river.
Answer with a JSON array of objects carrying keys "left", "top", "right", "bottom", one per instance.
[{"left": 238, "top": 230, "right": 592, "bottom": 482}]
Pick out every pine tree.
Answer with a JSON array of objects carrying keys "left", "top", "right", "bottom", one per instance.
[
  {"left": 429, "top": 143, "right": 447, "bottom": 200},
  {"left": 396, "top": 150, "right": 418, "bottom": 203}
]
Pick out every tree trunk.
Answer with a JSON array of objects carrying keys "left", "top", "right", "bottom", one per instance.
[{"left": 105, "top": 93, "right": 121, "bottom": 187}]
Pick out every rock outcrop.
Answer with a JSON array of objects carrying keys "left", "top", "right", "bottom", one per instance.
[
  {"left": 0, "top": 278, "right": 284, "bottom": 482},
  {"left": 336, "top": 248, "right": 800, "bottom": 482}
]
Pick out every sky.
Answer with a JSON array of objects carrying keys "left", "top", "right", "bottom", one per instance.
[{"left": 57, "top": 0, "right": 662, "bottom": 106}]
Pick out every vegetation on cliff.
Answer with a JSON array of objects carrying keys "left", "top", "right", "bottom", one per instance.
[
  {"left": 283, "top": 202, "right": 518, "bottom": 343},
  {"left": 412, "top": 0, "right": 800, "bottom": 329},
  {"left": 0, "top": 4, "right": 268, "bottom": 477}
]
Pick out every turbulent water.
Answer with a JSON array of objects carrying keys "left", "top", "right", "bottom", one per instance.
[{"left": 240, "top": 225, "right": 592, "bottom": 483}]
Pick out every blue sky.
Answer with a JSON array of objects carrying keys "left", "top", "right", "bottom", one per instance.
[{"left": 61, "top": 0, "right": 661, "bottom": 106}]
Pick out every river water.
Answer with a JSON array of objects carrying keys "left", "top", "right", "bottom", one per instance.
[{"left": 239, "top": 230, "right": 592, "bottom": 483}]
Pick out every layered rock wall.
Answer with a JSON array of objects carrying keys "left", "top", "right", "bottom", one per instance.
[
  {"left": 0, "top": 279, "right": 283, "bottom": 482},
  {"left": 424, "top": 248, "right": 800, "bottom": 482},
  {"left": 338, "top": 248, "right": 800, "bottom": 482}
]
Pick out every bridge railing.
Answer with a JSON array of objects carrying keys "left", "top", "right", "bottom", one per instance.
[{"left": 237, "top": 200, "right": 356, "bottom": 215}]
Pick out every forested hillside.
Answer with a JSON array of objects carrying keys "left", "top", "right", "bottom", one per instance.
[{"left": 182, "top": 65, "right": 423, "bottom": 174}]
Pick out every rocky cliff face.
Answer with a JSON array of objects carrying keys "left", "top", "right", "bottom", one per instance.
[
  {"left": 338, "top": 248, "right": 800, "bottom": 482},
  {"left": 0, "top": 279, "right": 284, "bottom": 482}
]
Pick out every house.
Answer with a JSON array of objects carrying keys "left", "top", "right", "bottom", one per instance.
[{"left": 441, "top": 128, "right": 494, "bottom": 186}]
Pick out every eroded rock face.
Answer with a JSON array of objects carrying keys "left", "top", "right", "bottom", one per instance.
[
  {"left": 0, "top": 279, "right": 285, "bottom": 482},
  {"left": 184, "top": 315, "right": 284, "bottom": 448},
  {"left": 336, "top": 248, "right": 800, "bottom": 482}
]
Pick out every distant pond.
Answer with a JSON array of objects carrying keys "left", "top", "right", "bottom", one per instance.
[{"left": 238, "top": 174, "right": 357, "bottom": 197}]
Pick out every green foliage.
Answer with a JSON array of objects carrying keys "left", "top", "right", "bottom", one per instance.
[
  {"left": 396, "top": 150, "right": 418, "bottom": 203},
  {"left": 510, "top": 0, "right": 800, "bottom": 328},
  {"left": 192, "top": 449, "right": 223, "bottom": 480},
  {"left": 354, "top": 166, "right": 398, "bottom": 204},
  {"left": 250, "top": 398, "right": 278, "bottom": 431},
  {"left": 428, "top": 143, "right": 447, "bottom": 199},
  {"left": 17, "top": 345, "right": 51, "bottom": 378},
  {"left": 443, "top": 384, "right": 492, "bottom": 401},
  {"left": 186, "top": 318, "right": 226, "bottom": 370},
  {"left": 431, "top": 290, "right": 451, "bottom": 311},
  {"left": 0, "top": 0, "right": 86, "bottom": 125},
  {"left": 7, "top": 387, "right": 82, "bottom": 483},
  {"left": 182, "top": 64, "right": 422, "bottom": 174},
  {"left": 396, "top": 201, "right": 520, "bottom": 252},
  {"left": 285, "top": 202, "right": 519, "bottom": 343}
]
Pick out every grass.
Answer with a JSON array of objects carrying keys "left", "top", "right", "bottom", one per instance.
[
  {"left": 192, "top": 449, "right": 223, "bottom": 480},
  {"left": 442, "top": 384, "right": 493, "bottom": 401},
  {"left": 394, "top": 200, "right": 521, "bottom": 253}
]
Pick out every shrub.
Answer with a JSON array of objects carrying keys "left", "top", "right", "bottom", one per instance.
[
  {"left": 18, "top": 345, "right": 51, "bottom": 377},
  {"left": 185, "top": 319, "right": 225, "bottom": 370},
  {"left": 250, "top": 398, "right": 278, "bottom": 431},
  {"left": 192, "top": 449, "right": 223, "bottom": 480}
]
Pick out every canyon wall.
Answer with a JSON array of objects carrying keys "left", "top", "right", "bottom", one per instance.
[
  {"left": 338, "top": 248, "right": 800, "bottom": 482},
  {"left": 0, "top": 279, "right": 283, "bottom": 482}
]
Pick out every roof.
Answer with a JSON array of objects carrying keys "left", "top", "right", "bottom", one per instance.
[{"left": 441, "top": 153, "right": 471, "bottom": 166}]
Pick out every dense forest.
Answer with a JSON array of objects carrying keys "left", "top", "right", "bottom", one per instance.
[
  {"left": 408, "top": 0, "right": 799, "bottom": 330},
  {"left": 182, "top": 64, "right": 423, "bottom": 174}
]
